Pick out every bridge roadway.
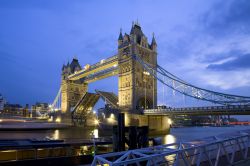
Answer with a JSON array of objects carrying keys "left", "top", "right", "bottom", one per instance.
[{"left": 144, "top": 105, "right": 250, "bottom": 116}]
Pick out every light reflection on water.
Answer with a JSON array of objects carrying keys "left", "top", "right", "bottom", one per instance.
[
  {"left": 161, "top": 134, "right": 177, "bottom": 163},
  {"left": 163, "top": 134, "right": 176, "bottom": 145},
  {"left": 93, "top": 129, "right": 98, "bottom": 138},
  {"left": 162, "top": 125, "right": 250, "bottom": 144},
  {"left": 0, "top": 125, "right": 249, "bottom": 142},
  {"left": 53, "top": 129, "right": 59, "bottom": 140}
]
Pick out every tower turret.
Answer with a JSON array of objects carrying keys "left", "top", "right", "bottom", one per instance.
[
  {"left": 69, "top": 57, "right": 81, "bottom": 73},
  {"left": 118, "top": 28, "right": 123, "bottom": 46},
  {"left": 62, "top": 64, "right": 66, "bottom": 71},
  {"left": 151, "top": 33, "right": 157, "bottom": 51}
]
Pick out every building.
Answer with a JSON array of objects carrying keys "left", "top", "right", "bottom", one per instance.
[
  {"left": 31, "top": 102, "right": 50, "bottom": 118},
  {"left": 118, "top": 22, "right": 157, "bottom": 113},
  {"left": 0, "top": 94, "right": 6, "bottom": 111},
  {"left": 2, "top": 104, "right": 23, "bottom": 117}
]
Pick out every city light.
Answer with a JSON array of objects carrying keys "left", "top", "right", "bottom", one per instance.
[
  {"left": 100, "top": 59, "right": 105, "bottom": 64},
  {"left": 48, "top": 116, "right": 53, "bottom": 122},
  {"left": 102, "top": 113, "right": 105, "bottom": 118},
  {"left": 84, "top": 64, "right": 90, "bottom": 70},
  {"left": 110, "top": 113, "right": 115, "bottom": 119},
  {"left": 143, "top": 71, "right": 150, "bottom": 76},
  {"left": 0, "top": 119, "right": 2, "bottom": 122},
  {"left": 55, "top": 117, "right": 61, "bottom": 123},
  {"left": 163, "top": 134, "right": 176, "bottom": 145},
  {"left": 53, "top": 130, "right": 59, "bottom": 140},
  {"left": 93, "top": 129, "right": 98, "bottom": 138},
  {"left": 107, "top": 113, "right": 116, "bottom": 125},
  {"left": 94, "top": 119, "right": 99, "bottom": 125}
]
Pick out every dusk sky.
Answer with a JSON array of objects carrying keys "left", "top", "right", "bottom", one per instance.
[{"left": 0, "top": 0, "right": 250, "bottom": 107}]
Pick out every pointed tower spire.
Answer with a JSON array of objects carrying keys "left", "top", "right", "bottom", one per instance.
[
  {"left": 136, "top": 19, "right": 140, "bottom": 26},
  {"left": 130, "top": 21, "right": 135, "bottom": 34},
  {"left": 73, "top": 55, "right": 78, "bottom": 60},
  {"left": 118, "top": 28, "right": 123, "bottom": 40},
  {"left": 151, "top": 32, "right": 157, "bottom": 46},
  {"left": 62, "top": 64, "right": 66, "bottom": 71}
]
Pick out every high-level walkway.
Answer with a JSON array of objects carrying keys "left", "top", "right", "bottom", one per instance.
[{"left": 68, "top": 55, "right": 118, "bottom": 82}]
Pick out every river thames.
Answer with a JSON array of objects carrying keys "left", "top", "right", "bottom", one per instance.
[{"left": 1, "top": 124, "right": 249, "bottom": 144}]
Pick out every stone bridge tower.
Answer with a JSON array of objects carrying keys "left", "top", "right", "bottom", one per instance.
[
  {"left": 118, "top": 22, "right": 157, "bottom": 113},
  {"left": 61, "top": 58, "right": 88, "bottom": 113}
]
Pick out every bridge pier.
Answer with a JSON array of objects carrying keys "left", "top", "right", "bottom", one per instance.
[
  {"left": 112, "top": 112, "right": 171, "bottom": 151},
  {"left": 113, "top": 113, "right": 151, "bottom": 151},
  {"left": 124, "top": 113, "right": 171, "bottom": 136}
]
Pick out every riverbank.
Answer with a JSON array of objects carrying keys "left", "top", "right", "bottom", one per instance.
[{"left": 0, "top": 119, "right": 71, "bottom": 130}]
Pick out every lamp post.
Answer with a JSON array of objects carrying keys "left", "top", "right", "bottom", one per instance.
[{"left": 143, "top": 71, "right": 150, "bottom": 109}]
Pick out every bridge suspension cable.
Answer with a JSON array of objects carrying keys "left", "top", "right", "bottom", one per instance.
[
  {"left": 50, "top": 87, "right": 62, "bottom": 111},
  {"left": 133, "top": 54, "right": 250, "bottom": 105}
]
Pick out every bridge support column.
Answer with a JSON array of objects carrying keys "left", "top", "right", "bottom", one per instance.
[
  {"left": 113, "top": 113, "right": 150, "bottom": 151},
  {"left": 117, "top": 23, "right": 157, "bottom": 113},
  {"left": 148, "top": 115, "right": 170, "bottom": 136},
  {"left": 113, "top": 113, "right": 126, "bottom": 152},
  {"left": 61, "top": 80, "right": 88, "bottom": 114},
  {"left": 124, "top": 113, "right": 170, "bottom": 136},
  {"left": 61, "top": 58, "right": 88, "bottom": 122}
]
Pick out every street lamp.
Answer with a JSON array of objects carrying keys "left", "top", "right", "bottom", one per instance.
[{"left": 143, "top": 71, "right": 150, "bottom": 109}]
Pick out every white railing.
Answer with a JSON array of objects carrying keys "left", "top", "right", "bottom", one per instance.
[{"left": 92, "top": 130, "right": 250, "bottom": 166}]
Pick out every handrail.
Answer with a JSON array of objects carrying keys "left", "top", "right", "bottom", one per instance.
[{"left": 92, "top": 129, "right": 250, "bottom": 166}]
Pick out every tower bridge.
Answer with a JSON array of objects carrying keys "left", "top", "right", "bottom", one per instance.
[
  {"left": 60, "top": 22, "right": 158, "bottom": 116},
  {"left": 51, "top": 22, "right": 250, "bottom": 130}
]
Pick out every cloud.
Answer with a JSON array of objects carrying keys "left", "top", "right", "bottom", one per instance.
[
  {"left": 199, "top": 70, "right": 250, "bottom": 90},
  {"left": 1, "top": 0, "right": 250, "bottom": 106},
  {"left": 207, "top": 54, "right": 250, "bottom": 70},
  {"left": 202, "top": 0, "right": 250, "bottom": 36},
  {"left": 197, "top": 49, "right": 242, "bottom": 63},
  {"left": 159, "top": 38, "right": 250, "bottom": 91},
  {"left": 159, "top": 0, "right": 250, "bottom": 92}
]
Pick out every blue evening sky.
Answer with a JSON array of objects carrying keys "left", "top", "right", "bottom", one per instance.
[{"left": 0, "top": 0, "right": 250, "bottom": 108}]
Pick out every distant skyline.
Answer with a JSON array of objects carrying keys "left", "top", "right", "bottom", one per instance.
[{"left": 0, "top": 0, "right": 250, "bottom": 107}]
